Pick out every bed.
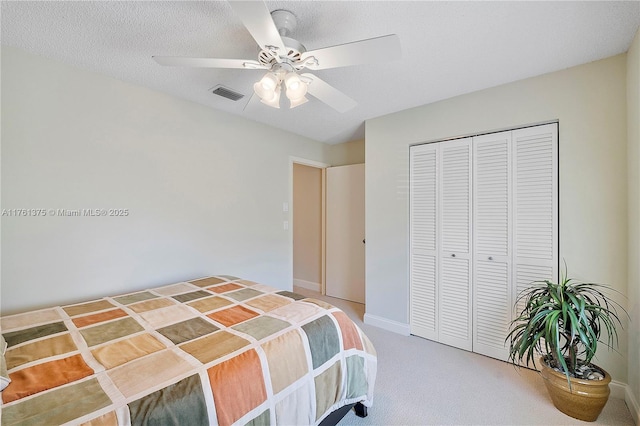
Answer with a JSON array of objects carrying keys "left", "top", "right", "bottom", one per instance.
[{"left": 0, "top": 276, "right": 376, "bottom": 425}]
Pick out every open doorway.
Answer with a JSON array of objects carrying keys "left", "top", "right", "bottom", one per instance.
[
  {"left": 290, "top": 158, "right": 328, "bottom": 294},
  {"left": 290, "top": 158, "right": 366, "bottom": 304}
]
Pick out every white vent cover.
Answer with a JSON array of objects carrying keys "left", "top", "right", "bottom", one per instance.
[{"left": 210, "top": 85, "right": 244, "bottom": 101}]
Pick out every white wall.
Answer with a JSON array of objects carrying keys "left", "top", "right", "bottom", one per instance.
[
  {"left": 293, "top": 163, "right": 322, "bottom": 289},
  {"left": 328, "top": 139, "right": 365, "bottom": 166},
  {"left": 627, "top": 27, "right": 640, "bottom": 423},
  {"left": 365, "top": 54, "right": 629, "bottom": 382},
  {"left": 1, "top": 46, "right": 333, "bottom": 315}
]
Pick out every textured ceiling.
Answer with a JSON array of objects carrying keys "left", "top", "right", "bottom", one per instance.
[{"left": 2, "top": 1, "right": 639, "bottom": 145}]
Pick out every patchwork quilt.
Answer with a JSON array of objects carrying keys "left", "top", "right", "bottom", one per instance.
[{"left": 0, "top": 276, "right": 376, "bottom": 425}]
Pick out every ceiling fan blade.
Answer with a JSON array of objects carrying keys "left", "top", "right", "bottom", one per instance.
[
  {"left": 228, "top": 0, "right": 286, "bottom": 53},
  {"left": 152, "top": 56, "right": 266, "bottom": 69},
  {"left": 301, "top": 34, "right": 401, "bottom": 70},
  {"left": 301, "top": 73, "right": 357, "bottom": 113}
]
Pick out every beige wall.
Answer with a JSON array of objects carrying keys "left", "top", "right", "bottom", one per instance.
[
  {"left": 292, "top": 163, "right": 322, "bottom": 288},
  {"left": 366, "top": 54, "right": 629, "bottom": 383},
  {"left": 1, "top": 46, "right": 333, "bottom": 314},
  {"left": 627, "top": 27, "right": 640, "bottom": 423},
  {"left": 328, "top": 139, "right": 365, "bottom": 166}
]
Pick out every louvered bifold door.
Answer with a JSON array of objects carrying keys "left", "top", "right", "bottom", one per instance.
[
  {"left": 512, "top": 123, "right": 559, "bottom": 317},
  {"left": 410, "top": 144, "right": 439, "bottom": 340},
  {"left": 472, "top": 131, "right": 512, "bottom": 361},
  {"left": 438, "top": 138, "right": 473, "bottom": 351}
]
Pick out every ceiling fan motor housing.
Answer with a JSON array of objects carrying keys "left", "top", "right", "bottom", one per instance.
[
  {"left": 256, "top": 9, "right": 308, "bottom": 69},
  {"left": 258, "top": 35, "right": 306, "bottom": 68},
  {"left": 271, "top": 9, "right": 297, "bottom": 37}
]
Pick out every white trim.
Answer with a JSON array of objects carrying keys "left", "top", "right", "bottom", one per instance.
[
  {"left": 625, "top": 384, "right": 640, "bottom": 425},
  {"left": 364, "top": 313, "right": 410, "bottom": 336},
  {"left": 606, "top": 381, "right": 640, "bottom": 424},
  {"left": 610, "top": 380, "right": 627, "bottom": 400},
  {"left": 293, "top": 279, "right": 321, "bottom": 292},
  {"left": 289, "top": 156, "right": 330, "bottom": 169},
  {"left": 408, "top": 119, "right": 560, "bottom": 147},
  {"left": 321, "top": 168, "right": 326, "bottom": 295}
]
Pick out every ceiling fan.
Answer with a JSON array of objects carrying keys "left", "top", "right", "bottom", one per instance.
[{"left": 152, "top": 0, "right": 401, "bottom": 112}]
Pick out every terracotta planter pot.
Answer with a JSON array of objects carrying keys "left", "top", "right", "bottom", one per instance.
[{"left": 539, "top": 357, "right": 611, "bottom": 422}]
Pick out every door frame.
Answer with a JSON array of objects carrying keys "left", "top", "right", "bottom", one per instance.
[{"left": 289, "top": 156, "right": 329, "bottom": 294}]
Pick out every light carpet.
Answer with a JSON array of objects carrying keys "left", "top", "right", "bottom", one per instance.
[{"left": 293, "top": 286, "right": 635, "bottom": 426}]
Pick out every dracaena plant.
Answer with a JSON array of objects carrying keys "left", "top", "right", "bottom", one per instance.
[{"left": 506, "top": 267, "right": 626, "bottom": 384}]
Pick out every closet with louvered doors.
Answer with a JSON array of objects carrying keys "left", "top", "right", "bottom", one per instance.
[{"left": 410, "top": 122, "right": 558, "bottom": 362}]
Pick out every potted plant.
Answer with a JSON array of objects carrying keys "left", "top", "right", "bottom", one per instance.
[{"left": 506, "top": 267, "right": 626, "bottom": 422}]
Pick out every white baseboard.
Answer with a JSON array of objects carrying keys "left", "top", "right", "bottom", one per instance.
[
  {"left": 363, "top": 313, "right": 410, "bottom": 336},
  {"left": 625, "top": 385, "right": 640, "bottom": 425},
  {"left": 608, "top": 381, "right": 639, "bottom": 425},
  {"left": 611, "top": 380, "right": 627, "bottom": 400},
  {"left": 293, "top": 279, "right": 320, "bottom": 292}
]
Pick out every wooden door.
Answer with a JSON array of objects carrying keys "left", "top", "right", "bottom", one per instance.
[{"left": 326, "top": 164, "right": 365, "bottom": 303}]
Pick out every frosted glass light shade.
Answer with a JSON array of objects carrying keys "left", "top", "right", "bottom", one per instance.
[
  {"left": 254, "top": 72, "right": 280, "bottom": 101},
  {"left": 284, "top": 72, "right": 301, "bottom": 90},
  {"left": 259, "top": 86, "right": 281, "bottom": 108},
  {"left": 260, "top": 73, "right": 278, "bottom": 91},
  {"left": 284, "top": 73, "right": 308, "bottom": 101}
]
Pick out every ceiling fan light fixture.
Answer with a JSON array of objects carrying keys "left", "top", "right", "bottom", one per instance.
[{"left": 154, "top": 1, "right": 403, "bottom": 114}]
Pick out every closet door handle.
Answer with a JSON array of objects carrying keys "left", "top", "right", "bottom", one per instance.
[
  {"left": 451, "top": 253, "right": 456, "bottom": 258},
  {"left": 488, "top": 256, "right": 493, "bottom": 261}
]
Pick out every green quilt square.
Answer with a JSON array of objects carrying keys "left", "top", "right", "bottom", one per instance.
[
  {"left": 232, "top": 316, "right": 290, "bottom": 341},
  {"left": 158, "top": 317, "right": 219, "bottom": 344},
  {"left": 301, "top": 315, "right": 340, "bottom": 369}
]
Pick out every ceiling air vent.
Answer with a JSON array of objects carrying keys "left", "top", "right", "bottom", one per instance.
[{"left": 210, "top": 85, "right": 245, "bottom": 101}]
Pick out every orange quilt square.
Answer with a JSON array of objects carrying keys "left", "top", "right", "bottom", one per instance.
[
  {"left": 2, "top": 354, "right": 94, "bottom": 403},
  {"left": 207, "top": 306, "right": 259, "bottom": 327},
  {"left": 72, "top": 309, "right": 128, "bottom": 328},
  {"left": 207, "top": 349, "right": 266, "bottom": 426},
  {"left": 332, "top": 311, "right": 363, "bottom": 351}
]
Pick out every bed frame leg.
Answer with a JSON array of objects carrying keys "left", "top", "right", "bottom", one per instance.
[{"left": 354, "top": 402, "right": 368, "bottom": 418}]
